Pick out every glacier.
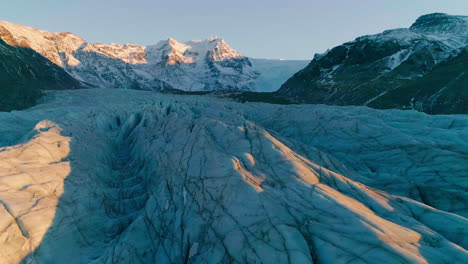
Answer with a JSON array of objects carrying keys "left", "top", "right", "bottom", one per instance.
[{"left": 0, "top": 88, "right": 466, "bottom": 263}]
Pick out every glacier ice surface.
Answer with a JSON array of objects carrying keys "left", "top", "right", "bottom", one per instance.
[{"left": 0, "top": 89, "right": 467, "bottom": 263}]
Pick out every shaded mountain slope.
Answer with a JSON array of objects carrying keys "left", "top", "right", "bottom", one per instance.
[
  {"left": 0, "top": 37, "right": 84, "bottom": 111},
  {"left": 278, "top": 13, "right": 468, "bottom": 114},
  {"left": 368, "top": 49, "right": 468, "bottom": 114}
]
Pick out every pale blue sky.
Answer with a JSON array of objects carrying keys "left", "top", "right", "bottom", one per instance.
[{"left": 2, "top": 0, "right": 467, "bottom": 59}]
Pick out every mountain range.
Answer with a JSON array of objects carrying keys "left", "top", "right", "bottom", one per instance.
[
  {"left": 278, "top": 13, "right": 468, "bottom": 114},
  {"left": 2, "top": 13, "right": 467, "bottom": 114},
  {"left": 0, "top": 20, "right": 307, "bottom": 111}
]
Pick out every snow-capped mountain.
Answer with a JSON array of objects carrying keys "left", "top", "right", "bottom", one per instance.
[
  {"left": 278, "top": 13, "right": 468, "bottom": 114},
  {"left": 143, "top": 37, "right": 258, "bottom": 91},
  {"left": 0, "top": 21, "right": 307, "bottom": 95},
  {"left": 1, "top": 88, "right": 467, "bottom": 263}
]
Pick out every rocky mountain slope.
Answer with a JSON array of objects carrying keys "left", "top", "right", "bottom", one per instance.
[
  {"left": 0, "top": 88, "right": 467, "bottom": 263},
  {"left": 278, "top": 13, "right": 468, "bottom": 114},
  {"left": 0, "top": 21, "right": 307, "bottom": 95},
  {"left": 0, "top": 27, "right": 84, "bottom": 111}
]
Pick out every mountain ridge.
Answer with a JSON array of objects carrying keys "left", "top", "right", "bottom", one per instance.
[
  {"left": 0, "top": 32, "right": 85, "bottom": 111},
  {"left": 410, "top": 13, "right": 468, "bottom": 34}
]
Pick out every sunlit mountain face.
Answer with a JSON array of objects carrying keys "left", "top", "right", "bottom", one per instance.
[{"left": 0, "top": 12, "right": 467, "bottom": 264}]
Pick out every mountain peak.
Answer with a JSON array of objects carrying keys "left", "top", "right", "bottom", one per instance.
[
  {"left": 0, "top": 21, "right": 87, "bottom": 66},
  {"left": 167, "top": 37, "right": 181, "bottom": 45},
  {"left": 154, "top": 38, "right": 191, "bottom": 65},
  {"left": 185, "top": 37, "right": 224, "bottom": 45},
  {"left": 410, "top": 13, "right": 468, "bottom": 34},
  {"left": 208, "top": 36, "right": 222, "bottom": 42}
]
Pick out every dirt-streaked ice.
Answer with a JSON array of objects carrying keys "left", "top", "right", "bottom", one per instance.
[{"left": 0, "top": 89, "right": 466, "bottom": 263}]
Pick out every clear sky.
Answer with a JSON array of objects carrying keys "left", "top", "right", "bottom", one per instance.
[{"left": 2, "top": 0, "right": 467, "bottom": 59}]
